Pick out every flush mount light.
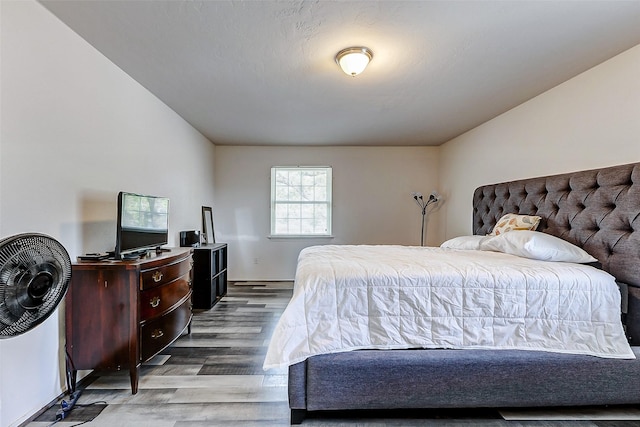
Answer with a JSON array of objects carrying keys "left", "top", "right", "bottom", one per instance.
[{"left": 335, "top": 46, "right": 373, "bottom": 77}]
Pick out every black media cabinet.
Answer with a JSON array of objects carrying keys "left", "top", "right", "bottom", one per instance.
[{"left": 192, "top": 243, "right": 228, "bottom": 309}]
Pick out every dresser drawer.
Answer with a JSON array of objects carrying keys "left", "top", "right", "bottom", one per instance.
[
  {"left": 140, "top": 255, "right": 192, "bottom": 290},
  {"left": 139, "top": 274, "right": 191, "bottom": 321},
  {"left": 140, "top": 296, "right": 192, "bottom": 362}
]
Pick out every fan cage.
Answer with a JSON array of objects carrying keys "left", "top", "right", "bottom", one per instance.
[{"left": 0, "top": 233, "right": 71, "bottom": 337}]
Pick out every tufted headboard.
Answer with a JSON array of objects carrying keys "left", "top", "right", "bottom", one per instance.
[{"left": 472, "top": 162, "right": 640, "bottom": 344}]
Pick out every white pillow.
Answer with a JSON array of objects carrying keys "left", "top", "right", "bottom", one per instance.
[
  {"left": 480, "top": 230, "right": 598, "bottom": 263},
  {"left": 440, "top": 235, "right": 488, "bottom": 250}
]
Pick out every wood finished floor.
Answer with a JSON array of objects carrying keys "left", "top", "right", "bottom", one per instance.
[{"left": 27, "top": 282, "right": 640, "bottom": 427}]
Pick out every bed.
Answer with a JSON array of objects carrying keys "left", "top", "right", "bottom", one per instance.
[{"left": 265, "top": 162, "right": 640, "bottom": 424}]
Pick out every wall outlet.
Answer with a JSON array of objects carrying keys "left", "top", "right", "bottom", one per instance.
[{"left": 253, "top": 257, "right": 258, "bottom": 265}]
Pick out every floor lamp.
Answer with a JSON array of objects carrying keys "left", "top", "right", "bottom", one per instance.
[{"left": 412, "top": 192, "right": 440, "bottom": 246}]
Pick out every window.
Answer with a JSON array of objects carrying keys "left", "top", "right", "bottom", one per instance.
[{"left": 270, "top": 166, "right": 332, "bottom": 236}]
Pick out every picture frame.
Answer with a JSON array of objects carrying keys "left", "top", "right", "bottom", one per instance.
[{"left": 201, "top": 206, "right": 215, "bottom": 244}]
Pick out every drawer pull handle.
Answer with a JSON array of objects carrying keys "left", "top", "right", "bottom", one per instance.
[
  {"left": 151, "top": 329, "right": 164, "bottom": 339},
  {"left": 152, "top": 271, "right": 163, "bottom": 282},
  {"left": 150, "top": 296, "right": 161, "bottom": 308}
]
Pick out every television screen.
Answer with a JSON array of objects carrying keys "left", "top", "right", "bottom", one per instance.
[{"left": 115, "top": 192, "right": 169, "bottom": 259}]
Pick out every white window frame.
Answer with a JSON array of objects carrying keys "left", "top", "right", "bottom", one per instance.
[{"left": 270, "top": 166, "right": 333, "bottom": 238}]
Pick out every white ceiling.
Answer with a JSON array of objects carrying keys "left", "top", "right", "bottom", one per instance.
[{"left": 40, "top": 1, "right": 640, "bottom": 147}]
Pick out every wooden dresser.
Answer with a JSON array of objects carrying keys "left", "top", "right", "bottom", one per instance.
[{"left": 65, "top": 248, "right": 193, "bottom": 394}]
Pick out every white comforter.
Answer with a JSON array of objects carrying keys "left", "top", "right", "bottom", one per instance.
[{"left": 264, "top": 245, "right": 634, "bottom": 369}]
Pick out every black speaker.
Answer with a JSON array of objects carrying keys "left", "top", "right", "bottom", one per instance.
[{"left": 180, "top": 230, "right": 201, "bottom": 247}]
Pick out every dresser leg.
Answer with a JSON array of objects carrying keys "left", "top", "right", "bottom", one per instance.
[
  {"left": 130, "top": 366, "right": 139, "bottom": 394},
  {"left": 65, "top": 349, "right": 77, "bottom": 393},
  {"left": 66, "top": 368, "right": 77, "bottom": 394}
]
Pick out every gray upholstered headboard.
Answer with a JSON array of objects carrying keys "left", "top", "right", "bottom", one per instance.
[{"left": 472, "top": 162, "right": 640, "bottom": 344}]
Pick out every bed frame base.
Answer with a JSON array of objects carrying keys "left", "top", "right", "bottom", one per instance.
[{"left": 289, "top": 347, "right": 640, "bottom": 424}]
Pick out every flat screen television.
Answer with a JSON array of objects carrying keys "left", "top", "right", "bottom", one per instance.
[{"left": 114, "top": 191, "right": 169, "bottom": 260}]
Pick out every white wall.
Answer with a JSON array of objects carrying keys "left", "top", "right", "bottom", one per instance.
[
  {"left": 440, "top": 44, "right": 640, "bottom": 239},
  {"left": 215, "top": 146, "right": 441, "bottom": 280},
  {"left": 0, "top": 2, "right": 216, "bottom": 425}
]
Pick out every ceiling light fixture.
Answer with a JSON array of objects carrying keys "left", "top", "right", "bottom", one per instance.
[{"left": 335, "top": 47, "right": 373, "bottom": 77}]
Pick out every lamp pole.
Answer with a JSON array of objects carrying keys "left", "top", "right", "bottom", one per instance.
[{"left": 412, "top": 192, "right": 439, "bottom": 246}]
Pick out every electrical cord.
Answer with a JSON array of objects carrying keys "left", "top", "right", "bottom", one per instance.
[
  {"left": 44, "top": 389, "right": 106, "bottom": 426},
  {"left": 55, "top": 390, "right": 82, "bottom": 421},
  {"left": 76, "top": 400, "right": 108, "bottom": 407},
  {"left": 46, "top": 420, "right": 91, "bottom": 427}
]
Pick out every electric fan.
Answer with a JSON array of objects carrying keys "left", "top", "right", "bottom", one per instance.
[{"left": 0, "top": 233, "right": 71, "bottom": 338}]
